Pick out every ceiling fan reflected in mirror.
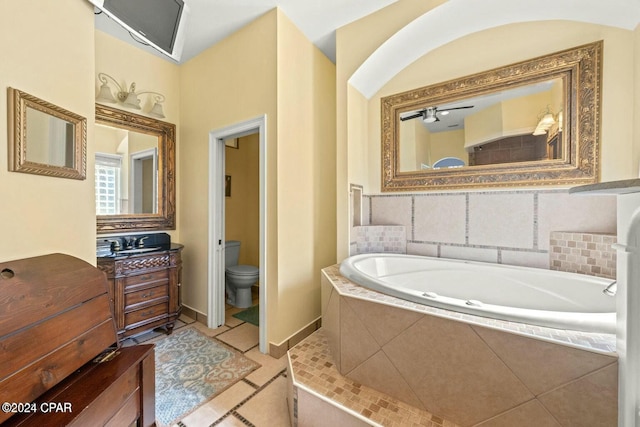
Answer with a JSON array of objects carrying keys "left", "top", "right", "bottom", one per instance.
[{"left": 400, "top": 105, "right": 474, "bottom": 123}]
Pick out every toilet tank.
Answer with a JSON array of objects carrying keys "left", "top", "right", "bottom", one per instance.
[{"left": 225, "top": 240, "right": 241, "bottom": 268}]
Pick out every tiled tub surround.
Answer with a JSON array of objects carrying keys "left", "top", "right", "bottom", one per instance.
[
  {"left": 549, "top": 231, "right": 617, "bottom": 279},
  {"left": 355, "top": 189, "right": 617, "bottom": 269},
  {"left": 319, "top": 265, "right": 618, "bottom": 427}
]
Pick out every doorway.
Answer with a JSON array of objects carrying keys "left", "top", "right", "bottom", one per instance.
[
  {"left": 208, "top": 115, "right": 267, "bottom": 353},
  {"left": 130, "top": 148, "right": 158, "bottom": 214}
]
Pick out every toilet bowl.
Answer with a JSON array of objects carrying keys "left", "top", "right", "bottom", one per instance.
[{"left": 225, "top": 241, "right": 259, "bottom": 308}]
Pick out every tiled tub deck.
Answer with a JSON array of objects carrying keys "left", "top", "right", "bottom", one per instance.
[{"left": 288, "top": 265, "right": 618, "bottom": 427}]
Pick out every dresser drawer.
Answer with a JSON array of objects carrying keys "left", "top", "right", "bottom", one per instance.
[
  {"left": 125, "top": 284, "right": 168, "bottom": 308},
  {"left": 124, "top": 270, "right": 169, "bottom": 290},
  {"left": 125, "top": 302, "right": 168, "bottom": 326}
]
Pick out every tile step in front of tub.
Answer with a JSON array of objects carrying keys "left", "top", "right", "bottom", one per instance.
[{"left": 287, "top": 329, "right": 459, "bottom": 427}]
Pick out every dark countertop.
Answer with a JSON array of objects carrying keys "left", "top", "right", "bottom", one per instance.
[
  {"left": 569, "top": 178, "right": 640, "bottom": 195},
  {"left": 97, "top": 243, "right": 183, "bottom": 259}
]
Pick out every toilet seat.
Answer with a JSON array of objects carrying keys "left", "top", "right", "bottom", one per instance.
[{"left": 226, "top": 265, "right": 259, "bottom": 276}]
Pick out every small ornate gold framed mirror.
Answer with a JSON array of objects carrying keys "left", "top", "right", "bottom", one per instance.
[{"left": 7, "top": 88, "right": 87, "bottom": 180}]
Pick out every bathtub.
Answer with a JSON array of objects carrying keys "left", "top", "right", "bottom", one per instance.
[{"left": 339, "top": 253, "right": 616, "bottom": 334}]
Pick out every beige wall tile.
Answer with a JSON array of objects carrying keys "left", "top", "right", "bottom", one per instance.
[
  {"left": 348, "top": 350, "right": 426, "bottom": 410},
  {"left": 354, "top": 225, "right": 407, "bottom": 254},
  {"left": 362, "top": 196, "right": 371, "bottom": 226},
  {"left": 469, "top": 193, "right": 535, "bottom": 248},
  {"left": 344, "top": 296, "right": 423, "bottom": 347},
  {"left": 406, "top": 242, "right": 439, "bottom": 256},
  {"left": 340, "top": 296, "right": 381, "bottom": 374},
  {"left": 500, "top": 250, "right": 549, "bottom": 269},
  {"left": 440, "top": 245, "right": 498, "bottom": 262},
  {"left": 383, "top": 315, "right": 532, "bottom": 425},
  {"left": 473, "top": 325, "right": 617, "bottom": 396},
  {"left": 538, "top": 363, "right": 618, "bottom": 427},
  {"left": 475, "top": 400, "right": 561, "bottom": 427},
  {"left": 322, "top": 289, "right": 342, "bottom": 370},
  {"left": 321, "top": 271, "right": 333, "bottom": 317},
  {"left": 414, "top": 195, "right": 466, "bottom": 244},
  {"left": 537, "top": 193, "right": 616, "bottom": 250},
  {"left": 548, "top": 231, "right": 617, "bottom": 279},
  {"left": 296, "top": 388, "right": 371, "bottom": 427},
  {"left": 370, "top": 196, "right": 412, "bottom": 235}
]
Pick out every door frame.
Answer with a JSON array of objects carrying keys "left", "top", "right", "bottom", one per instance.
[
  {"left": 129, "top": 147, "right": 158, "bottom": 214},
  {"left": 208, "top": 115, "right": 267, "bottom": 353}
]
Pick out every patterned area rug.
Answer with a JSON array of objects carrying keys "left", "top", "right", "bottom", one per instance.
[{"left": 155, "top": 327, "right": 260, "bottom": 426}]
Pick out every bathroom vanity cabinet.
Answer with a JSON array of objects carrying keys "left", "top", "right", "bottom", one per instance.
[{"left": 97, "top": 245, "right": 183, "bottom": 339}]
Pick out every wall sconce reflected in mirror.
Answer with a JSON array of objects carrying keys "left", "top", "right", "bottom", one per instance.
[
  {"left": 96, "top": 72, "right": 166, "bottom": 118},
  {"left": 532, "top": 107, "right": 562, "bottom": 136}
]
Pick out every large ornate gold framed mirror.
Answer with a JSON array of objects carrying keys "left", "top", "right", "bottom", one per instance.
[
  {"left": 95, "top": 104, "right": 175, "bottom": 233},
  {"left": 381, "top": 41, "right": 602, "bottom": 191},
  {"left": 8, "top": 88, "right": 87, "bottom": 180}
]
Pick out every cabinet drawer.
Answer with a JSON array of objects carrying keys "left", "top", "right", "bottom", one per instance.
[
  {"left": 125, "top": 284, "right": 168, "bottom": 308},
  {"left": 124, "top": 270, "right": 169, "bottom": 289},
  {"left": 125, "top": 302, "right": 168, "bottom": 326}
]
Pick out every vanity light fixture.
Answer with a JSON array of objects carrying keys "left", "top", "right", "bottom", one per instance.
[
  {"left": 532, "top": 107, "right": 559, "bottom": 136},
  {"left": 96, "top": 72, "right": 166, "bottom": 118}
]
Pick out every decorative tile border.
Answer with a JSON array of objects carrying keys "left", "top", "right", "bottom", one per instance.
[
  {"left": 353, "top": 225, "right": 406, "bottom": 255},
  {"left": 550, "top": 231, "right": 617, "bottom": 279},
  {"left": 323, "top": 265, "right": 616, "bottom": 354}
]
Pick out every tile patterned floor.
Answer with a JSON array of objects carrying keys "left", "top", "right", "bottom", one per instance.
[{"left": 126, "top": 304, "right": 290, "bottom": 427}]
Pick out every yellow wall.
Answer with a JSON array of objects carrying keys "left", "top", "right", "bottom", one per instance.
[
  {"left": 275, "top": 9, "right": 337, "bottom": 345},
  {"left": 0, "top": 0, "right": 96, "bottom": 263},
  {"left": 179, "top": 10, "right": 279, "bottom": 326},
  {"left": 414, "top": 120, "right": 432, "bottom": 168},
  {"left": 430, "top": 129, "right": 466, "bottom": 165},
  {"left": 225, "top": 134, "right": 260, "bottom": 267},
  {"left": 179, "top": 9, "right": 336, "bottom": 345},
  {"left": 336, "top": 0, "right": 446, "bottom": 259}
]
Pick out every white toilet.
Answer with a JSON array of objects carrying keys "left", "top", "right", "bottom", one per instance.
[{"left": 225, "top": 240, "right": 259, "bottom": 308}]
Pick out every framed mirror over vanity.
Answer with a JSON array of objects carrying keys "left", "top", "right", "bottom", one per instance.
[
  {"left": 381, "top": 41, "right": 602, "bottom": 191},
  {"left": 95, "top": 103, "right": 176, "bottom": 233},
  {"left": 94, "top": 104, "right": 181, "bottom": 339}
]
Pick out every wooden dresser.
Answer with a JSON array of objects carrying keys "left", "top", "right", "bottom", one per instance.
[
  {"left": 98, "top": 244, "right": 183, "bottom": 339},
  {"left": 0, "top": 253, "right": 155, "bottom": 426}
]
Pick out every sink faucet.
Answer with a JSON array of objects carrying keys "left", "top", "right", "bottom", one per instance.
[
  {"left": 108, "top": 239, "right": 121, "bottom": 252},
  {"left": 603, "top": 280, "right": 617, "bottom": 296},
  {"left": 136, "top": 236, "right": 149, "bottom": 248},
  {"left": 123, "top": 237, "right": 135, "bottom": 250}
]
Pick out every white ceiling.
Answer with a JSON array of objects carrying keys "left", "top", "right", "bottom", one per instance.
[
  {"left": 350, "top": 0, "right": 640, "bottom": 98},
  {"left": 94, "top": 0, "right": 398, "bottom": 64}
]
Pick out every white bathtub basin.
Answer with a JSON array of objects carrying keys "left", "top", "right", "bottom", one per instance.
[{"left": 340, "top": 253, "right": 616, "bottom": 334}]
